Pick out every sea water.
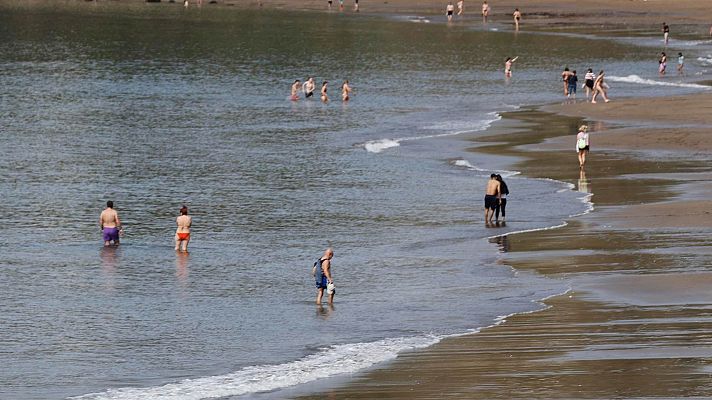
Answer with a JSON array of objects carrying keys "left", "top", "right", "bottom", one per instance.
[{"left": 0, "top": 4, "right": 709, "bottom": 400}]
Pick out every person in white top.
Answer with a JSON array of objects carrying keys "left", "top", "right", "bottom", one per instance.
[{"left": 576, "top": 125, "right": 590, "bottom": 169}]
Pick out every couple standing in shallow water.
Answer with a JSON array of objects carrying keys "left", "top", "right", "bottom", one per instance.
[
  {"left": 99, "top": 201, "right": 192, "bottom": 252},
  {"left": 483, "top": 174, "right": 509, "bottom": 224}
]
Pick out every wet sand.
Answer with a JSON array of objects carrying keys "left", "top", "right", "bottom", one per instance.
[{"left": 294, "top": 98, "right": 712, "bottom": 398}]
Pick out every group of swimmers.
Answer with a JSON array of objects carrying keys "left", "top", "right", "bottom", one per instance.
[
  {"left": 291, "top": 77, "right": 352, "bottom": 102},
  {"left": 445, "top": 1, "right": 522, "bottom": 29},
  {"left": 561, "top": 67, "right": 610, "bottom": 103},
  {"left": 327, "top": 0, "right": 358, "bottom": 12},
  {"left": 99, "top": 201, "right": 192, "bottom": 252}
]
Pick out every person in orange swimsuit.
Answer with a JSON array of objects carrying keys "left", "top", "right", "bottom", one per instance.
[{"left": 175, "top": 205, "right": 192, "bottom": 252}]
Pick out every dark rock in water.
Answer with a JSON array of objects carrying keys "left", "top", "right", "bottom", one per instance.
[
  {"left": 209, "top": 0, "right": 218, "bottom": 3},
  {"left": 146, "top": 0, "right": 161, "bottom": 2}
]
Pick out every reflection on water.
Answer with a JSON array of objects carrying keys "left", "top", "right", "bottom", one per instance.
[
  {"left": 316, "top": 304, "right": 335, "bottom": 320},
  {"left": 578, "top": 169, "right": 591, "bottom": 194},
  {"left": 175, "top": 252, "right": 190, "bottom": 286}
]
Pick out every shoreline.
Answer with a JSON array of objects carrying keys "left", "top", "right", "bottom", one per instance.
[{"left": 293, "top": 98, "right": 712, "bottom": 398}]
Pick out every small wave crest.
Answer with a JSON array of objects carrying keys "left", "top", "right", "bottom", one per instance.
[
  {"left": 607, "top": 74, "right": 711, "bottom": 89},
  {"left": 363, "top": 113, "right": 501, "bottom": 154},
  {"left": 453, "top": 159, "right": 520, "bottom": 177},
  {"left": 697, "top": 56, "right": 712, "bottom": 65},
  {"left": 69, "top": 336, "right": 440, "bottom": 400}
]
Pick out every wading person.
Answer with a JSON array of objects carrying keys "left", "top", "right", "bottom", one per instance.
[
  {"left": 175, "top": 205, "right": 192, "bottom": 252},
  {"left": 313, "top": 248, "right": 335, "bottom": 305},
  {"left": 576, "top": 124, "right": 590, "bottom": 169},
  {"left": 484, "top": 174, "right": 501, "bottom": 223},
  {"left": 99, "top": 201, "right": 122, "bottom": 247}
]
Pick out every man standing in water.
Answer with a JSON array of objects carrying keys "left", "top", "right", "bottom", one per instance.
[
  {"left": 99, "top": 201, "right": 121, "bottom": 246},
  {"left": 314, "top": 248, "right": 335, "bottom": 305},
  {"left": 662, "top": 22, "right": 670, "bottom": 45},
  {"left": 484, "top": 174, "right": 501, "bottom": 223},
  {"left": 303, "top": 77, "right": 315, "bottom": 99}
]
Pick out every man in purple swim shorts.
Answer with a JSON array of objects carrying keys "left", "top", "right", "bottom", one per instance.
[{"left": 99, "top": 200, "right": 122, "bottom": 246}]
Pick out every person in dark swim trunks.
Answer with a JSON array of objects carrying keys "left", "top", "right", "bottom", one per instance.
[{"left": 484, "top": 173, "right": 501, "bottom": 223}]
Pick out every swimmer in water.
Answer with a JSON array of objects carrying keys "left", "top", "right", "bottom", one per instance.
[
  {"left": 321, "top": 81, "right": 329, "bottom": 102},
  {"left": 659, "top": 51, "right": 667, "bottom": 76},
  {"left": 504, "top": 56, "right": 518, "bottom": 77},
  {"left": 291, "top": 79, "right": 301, "bottom": 101},
  {"left": 175, "top": 205, "right": 192, "bottom": 252},
  {"left": 513, "top": 8, "right": 521, "bottom": 30},
  {"left": 481, "top": 0, "right": 490, "bottom": 23},
  {"left": 303, "top": 77, "right": 315, "bottom": 98},
  {"left": 341, "top": 80, "right": 351, "bottom": 102},
  {"left": 591, "top": 70, "right": 610, "bottom": 103},
  {"left": 446, "top": 2, "right": 454, "bottom": 22},
  {"left": 677, "top": 52, "right": 684, "bottom": 75}
]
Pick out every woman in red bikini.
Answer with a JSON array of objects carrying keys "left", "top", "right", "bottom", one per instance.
[{"left": 175, "top": 205, "right": 192, "bottom": 252}]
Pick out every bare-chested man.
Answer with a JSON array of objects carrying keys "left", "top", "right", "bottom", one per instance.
[
  {"left": 314, "top": 248, "right": 335, "bottom": 305},
  {"left": 175, "top": 205, "right": 192, "bottom": 252},
  {"left": 99, "top": 201, "right": 121, "bottom": 246},
  {"left": 484, "top": 174, "right": 501, "bottom": 223},
  {"left": 303, "top": 77, "right": 315, "bottom": 98}
]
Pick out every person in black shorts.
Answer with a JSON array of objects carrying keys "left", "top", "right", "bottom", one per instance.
[{"left": 484, "top": 173, "right": 501, "bottom": 223}]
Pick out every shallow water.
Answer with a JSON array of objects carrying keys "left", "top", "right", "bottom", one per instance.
[{"left": 1, "top": 3, "right": 710, "bottom": 400}]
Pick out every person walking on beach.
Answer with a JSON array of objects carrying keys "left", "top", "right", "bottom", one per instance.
[
  {"left": 341, "top": 80, "right": 352, "bottom": 102},
  {"left": 481, "top": 0, "right": 490, "bottom": 23},
  {"left": 584, "top": 68, "right": 595, "bottom": 100},
  {"left": 99, "top": 201, "right": 122, "bottom": 247},
  {"left": 339, "top": 0, "right": 344, "bottom": 11},
  {"left": 567, "top": 70, "right": 578, "bottom": 98},
  {"left": 494, "top": 174, "right": 509, "bottom": 222},
  {"left": 446, "top": 2, "right": 455, "bottom": 21},
  {"left": 484, "top": 173, "right": 501, "bottom": 223},
  {"left": 659, "top": 52, "right": 667, "bottom": 76},
  {"left": 327, "top": 0, "right": 332, "bottom": 10},
  {"left": 457, "top": 0, "right": 464, "bottom": 16},
  {"left": 354, "top": 0, "right": 359, "bottom": 12},
  {"left": 561, "top": 67, "right": 573, "bottom": 97},
  {"left": 313, "top": 248, "right": 335, "bottom": 305},
  {"left": 175, "top": 205, "right": 192, "bottom": 252},
  {"left": 505, "top": 56, "right": 518, "bottom": 77},
  {"left": 513, "top": 8, "right": 522, "bottom": 30},
  {"left": 677, "top": 52, "right": 684, "bottom": 74},
  {"left": 321, "top": 81, "right": 329, "bottom": 102},
  {"left": 576, "top": 124, "right": 590, "bottom": 169},
  {"left": 662, "top": 22, "right": 670, "bottom": 45},
  {"left": 591, "top": 70, "right": 610, "bottom": 103},
  {"left": 291, "top": 79, "right": 302, "bottom": 101},
  {"left": 303, "top": 77, "right": 315, "bottom": 98}
]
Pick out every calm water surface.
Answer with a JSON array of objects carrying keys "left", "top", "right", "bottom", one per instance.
[{"left": 1, "top": 3, "right": 708, "bottom": 399}]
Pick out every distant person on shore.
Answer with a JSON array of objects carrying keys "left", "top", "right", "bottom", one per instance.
[
  {"left": 303, "top": 77, "right": 315, "bottom": 98},
  {"left": 183, "top": 0, "right": 188, "bottom": 8},
  {"left": 175, "top": 205, "right": 192, "bottom": 252},
  {"left": 591, "top": 70, "right": 609, "bottom": 103},
  {"left": 328, "top": 0, "right": 332, "bottom": 10},
  {"left": 584, "top": 68, "right": 595, "bottom": 100},
  {"left": 481, "top": 0, "right": 490, "bottom": 23},
  {"left": 662, "top": 22, "right": 669, "bottom": 45},
  {"left": 505, "top": 56, "right": 518, "bottom": 77},
  {"left": 561, "top": 67, "right": 573, "bottom": 97},
  {"left": 576, "top": 124, "right": 590, "bottom": 169},
  {"left": 513, "top": 8, "right": 521, "bottom": 30},
  {"left": 339, "top": 0, "right": 344, "bottom": 11},
  {"left": 321, "top": 81, "right": 329, "bottom": 102},
  {"left": 354, "top": 0, "right": 359, "bottom": 12},
  {"left": 313, "top": 248, "right": 335, "bottom": 305},
  {"left": 494, "top": 174, "right": 509, "bottom": 221},
  {"left": 100, "top": 201, "right": 122, "bottom": 247},
  {"left": 677, "top": 52, "right": 684, "bottom": 74},
  {"left": 659, "top": 52, "right": 667, "bottom": 76},
  {"left": 567, "top": 70, "right": 578, "bottom": 98},
  {"left": 341, "top": 80, "right": 352, "bottom": 101},
  {"left": 457, "top": 0, "right": 464, "bottom": 16},
  {"left": 291, "top": 79, "right": 302, "bottom": 101},
  {"left": 484, "top": 173, "right": 501, "bottom": 223},
  {"left": 446, "top": 2, "right": 455, "bottom": 21}
]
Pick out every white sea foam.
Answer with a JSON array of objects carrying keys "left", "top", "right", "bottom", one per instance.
[
  {"left": 607, "top": 74, "right": 711, "bottom": 90},
  {"left": 697, "top": 56, "right": 712, "bottom": 65},
  {"left": 453, "top": 159, "right": 520, "bottom": 178},
  {"left": 363, "top": 113, "right": 501, "bottom": 154},
  {"left": 70, "top": 336, "right": 440, "bottom": 400}
]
